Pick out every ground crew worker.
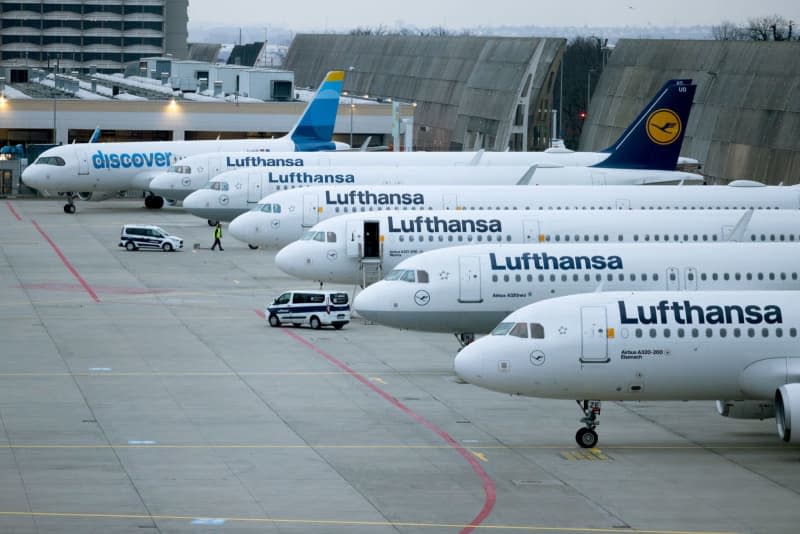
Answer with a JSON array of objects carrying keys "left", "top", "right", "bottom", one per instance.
[{"left": 211, "top": 222, "right": 224, "bottom": 251}]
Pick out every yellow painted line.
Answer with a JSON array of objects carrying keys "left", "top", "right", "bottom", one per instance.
[
  {"left": 470, "top": 450, "right": 488, "bottom": 462},
  {"left": 0, "top": 510, "right": 741, "bottom": 533},
  {"left": 560, "top": 451, "right": 577, "bottom": 461}
]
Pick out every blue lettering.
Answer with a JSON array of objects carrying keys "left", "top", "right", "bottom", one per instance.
[
  {"left": 617, "top": 300, "right": 783, "bottom": 325},
  {"left": 90, "top": 150, "right": 174, "bottom": 170}
]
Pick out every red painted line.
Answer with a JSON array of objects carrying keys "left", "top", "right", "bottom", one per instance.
[
  {"left": 31, "top": 220, "right": 100, "bottom": 303},
  {"left": 281, "top": 327, "right": 495, "bottom": 533},
  {"left": 6, "top": 201, "right": 22, "bottom": 221}
]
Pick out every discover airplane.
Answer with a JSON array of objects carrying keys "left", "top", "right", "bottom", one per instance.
[
  {"left": 20, "top": 71, "right": 349, "bottom": 213},
  {"left": 228, "top": 182, "right": 799, "bottom": 248},
  {"left": 148, "top": 78, "right": 697, "bottom": 202},
  {"left": 453, "top": 290, "right": 800, "bottom": 448},
  {"left": 352, "top": 242, "right": 800, "bottom": 345},
  {"left": 276, "top": 210, "right": 800, "bottom": 287},
  {"left": 183, "top": 165, "right": 703, "bottom": 225}
]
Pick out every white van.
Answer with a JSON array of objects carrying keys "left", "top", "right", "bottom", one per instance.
[
  {"left": 119, "top": 224, "right": 183, "bottom": 252},
  {"left": 266, "top": 290, "right": 351, "bottom": 330}
]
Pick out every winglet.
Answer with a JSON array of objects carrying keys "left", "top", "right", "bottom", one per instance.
[
  {"left": 516, "top": 165, "right": 537, "bottom": 185},
  {"left": 88, "top": 126, "right": 101, "bottom": 143},
  {"left": 593, "top": 79, "right": 696, "bottom": 171},
  {"left": 469, "top": 149, "right": 485, "bottom": 166},
  {"left": 288, "top": 70, "right": 345, "bottom": 151},
  {"left": 726, "top": 209, "right": 754, "bottom": 242}
]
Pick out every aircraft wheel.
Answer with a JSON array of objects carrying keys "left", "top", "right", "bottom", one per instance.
[
  {"left": 207, "top": 219, "right": 218, "bottom": 227},
  {"left": 268, "top": 315, "right": 280, "bottom": 327},
  {"left": 63, "top": 204, "right": 76, "bottom": 214},
  {"left": 575, "top": 427, "right": 598, "bottom": 449},
  {"left": 248, "top": 244, "right": 259, "bottom": 250},
  {"left": 309, "top": 316, "right": 322, "bottom": 330}
]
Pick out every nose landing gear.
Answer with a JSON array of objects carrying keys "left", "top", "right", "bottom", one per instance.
[
  {"left": 63, "top": 193, "right": 77, "bottom": 214},
  {"left": 575, "top": 400, "right": 601, "bottom": 448}
]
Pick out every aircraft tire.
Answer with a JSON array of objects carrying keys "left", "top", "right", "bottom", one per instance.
[
  {"left": 64, "top": 204, "right": 76, "bottom": 214},
  {"left": 575, "top": 428, "right": 598, "bottom": 449},
  {"left": 207, "top": 219, "right": 218, "bottom": 227}
]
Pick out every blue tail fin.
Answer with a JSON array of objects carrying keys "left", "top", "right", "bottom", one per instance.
[
  {"left": 288, "top": 70, "right": 344, "bottom": 151},
  {"left": 592, "top": 79, "right": 696, "bottom": 170}
]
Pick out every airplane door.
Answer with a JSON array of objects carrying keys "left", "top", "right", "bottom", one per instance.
[
  {"left": 684, "top": 267, "right": 698, "bottom": 290},
  {"left": 443, "top": 193, "right": 458, "bottom": 209},
  {"left": 523, "top": 220, "right": 541, "bottom": 243},
  {"left": 581, "top": 306, "right": 609, "bottom": 363},
  {"left": 615, "top": 199, "right": 630, "bottom": 210},
  {"left": 666, "top": 267, "right": 680, "bottom": 290},
  {"left": 345, "top": 219, "right": 362, "bottom": 257},
  {"left": 721, "top": 225, "right": 734, "bottom": 241},
  {"left": 363, "top": 221, "right": 381, "bottom": 258},
  {"left": 77, "top": 148, "right": 89, "bottom": 175},
  {"left": 208, "top": 157, "right": 220, "bottom": 178},
  {"left": 302, "top": 194, "right": 319, "bottom": 228},
  {"left": 457, "top": 256, "right": 482, "bottom": 303},
  {"left": 247, "top": 173, "right": 262, "bottom": 204}
]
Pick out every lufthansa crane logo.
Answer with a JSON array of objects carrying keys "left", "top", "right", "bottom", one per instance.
[{"left": 646, "top": 109, "right": 682, "bottom": 145}]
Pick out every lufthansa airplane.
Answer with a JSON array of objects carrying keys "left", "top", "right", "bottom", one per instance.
[
  {"left": 149, "top": 79, "right": 697, "bottom": 202},
  {"left": 453, "top": 290, "right": 800, "bottom": 448},
  {"left": 228, "top": 182, "right": 800, "bottom": 248},
  {"left": 20, "top": 71, "right": 349, "bottom": 213},
  {"left": 183, "top": 166, "right": 704, "bottom": 225},
  {"left": 353, "top": 243, "right": 800, "bottom": 345},
  {"left": 276, "top": 210, "right": 800, "bottom": 286}
]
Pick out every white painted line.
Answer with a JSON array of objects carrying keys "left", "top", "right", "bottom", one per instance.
[
  {"left": 127, "top": 440, "right": 156, "bottom": 445},
  {"left": 191, "top": 518, "right": 226, "bottom": 525}
]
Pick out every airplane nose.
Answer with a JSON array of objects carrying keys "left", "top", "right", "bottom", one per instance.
[
  {"left": 21, "top": 166, "right": 42, "bottom": 188},
  {"left": 274, "top": 243, "right": 306, "bottom": 278},
  {"left": 454, "top": 343, "right": 484, "bottom": 385},
  {"left": 229, "top": 212, "right": 259, "bottom": 244}
]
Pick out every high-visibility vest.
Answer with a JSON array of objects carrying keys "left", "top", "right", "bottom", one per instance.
[{"left": 214, "top": 226, "right": 222, "bottom": 239}]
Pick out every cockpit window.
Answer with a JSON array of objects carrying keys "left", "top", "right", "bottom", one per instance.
[
  {"left": 491, "top": 322, "right": 514, "bottom": 336},
  {"left": 326, "top": 232, "right": 336, "bottom": 243},
  {"left": 168, "top": 165, "right": 192, "bottom": 174},
  {"left": 313, "top": 232, "right": 325, "bottom": 242},
  {"left": 301, "top": 231, "right": 315, "bottom": 241},
  {"left": 416, "top": 270, "right": 429, "bottom": 283},
  {"left": 385, "top": 269, "right": 418, "bottom": 282},
  {"left": 35, "top": 156, "right": 66, "bottom": 166},
  {"left": 257, "top": 203, "right": 281, "bottom": 213},
  {"left": 530, "top": 323, "right": 545, "bottom": 339},
  {"left": 207, "top": 181, "right": 229, "bottom": 191},
  {"left": 509, "top": 323, "right": 528, "bottom": 338}
]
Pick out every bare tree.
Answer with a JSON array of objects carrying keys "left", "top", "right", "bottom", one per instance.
[
  {"left": 747, "top": 15, "right": 793, "bottom": 40},
  {"left": 712, "top": 21, "right": 746, "bottom": 40}
]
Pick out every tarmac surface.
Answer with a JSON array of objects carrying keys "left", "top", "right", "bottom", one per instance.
[{"left": 1, "top": 198, "right": 799, "bottom": 534}]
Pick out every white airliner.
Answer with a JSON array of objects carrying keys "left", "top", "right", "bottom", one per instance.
[
  {"left": 148, "top": 78, "right": 697, "bottom": 202},
  {"left": 20, "top": 71, "right": 349, "bottom": 213},
  {"left": 228, "top": 182, "right": 800, "bottom": 248},
  {"left": 275, "top": 210, "right": 800, "bottom": 287},
  {"left": 183, "top": 166, "right": 703, "bottom": 224},
  {"left": 453, "top": 290, "right": 800, "bottom": 448},
  {"left": 352, "top": 243, "right": 800, "bottom": 345}
]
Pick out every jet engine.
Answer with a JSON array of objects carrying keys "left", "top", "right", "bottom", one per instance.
[
  {"left": 775, "top": 384, "right": 800, "bottom": 444},
  {"left": 715, "top": 400, "right": 775, "bottom": 420},
  {"left": 77, "top": 191, "right": 122, "bottom": 202}
]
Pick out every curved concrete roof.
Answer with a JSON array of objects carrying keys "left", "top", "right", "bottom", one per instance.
[
  {"left": 284, "top": 34, "right": 565, "bottom": 151},
  {"left": 580, "top": 39, "right": 800, "bottom": 185}
]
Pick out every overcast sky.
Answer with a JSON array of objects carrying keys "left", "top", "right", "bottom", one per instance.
[{"left": 188, "top": 0, "right": 800, "bottom": 30}]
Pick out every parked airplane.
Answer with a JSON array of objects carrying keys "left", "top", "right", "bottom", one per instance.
[
  {"left": 353, "top": 243, "right": 800, "bottom": 345},
  {"left": 148, "top": 79, "right": 697, "bottom": 202},
  {"left": 276, "top": 210, "right": 800, "bottom": 287},
  {"left": 453, "top": 290, "right": 800, "bottom": 448},
  {"left": 228, "top": 182, "right": 799, "bottom": 249},
  {"left": 20, "top": 71, "right": 348, "bottom": 213},
  {"left": 183, "top": 165, "right": 702, "bottom": 225}
]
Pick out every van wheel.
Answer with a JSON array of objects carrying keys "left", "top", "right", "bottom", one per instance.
[
  {"left": 310, "top": 316, "right": 322, "bottom": 330},
  {"left": 125, "top": 241, "right": 137, "bottom": 251},
  {"left": 333, "top": 322, "right": 345, "bottom": 330},
  {"left": 162, "top": 242, "right": 174, "bottom": 252},
  {"left": 268, "top": 315, "right": 280, "bottom": 327}
]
